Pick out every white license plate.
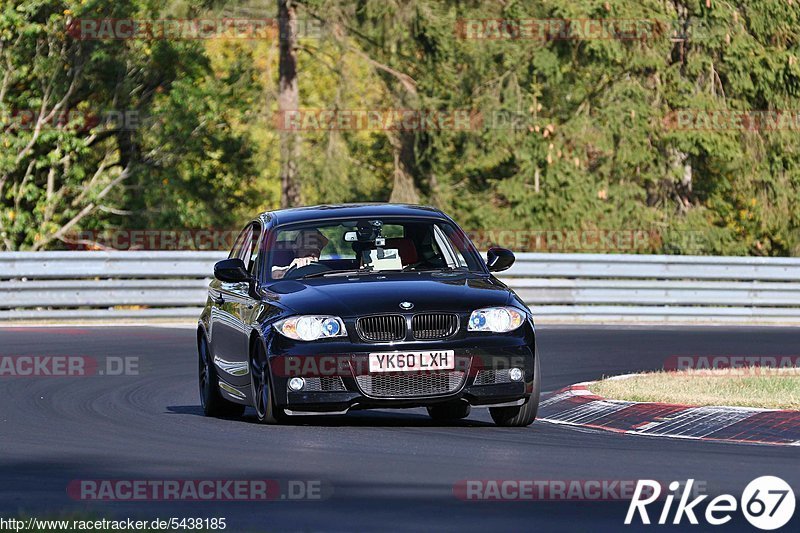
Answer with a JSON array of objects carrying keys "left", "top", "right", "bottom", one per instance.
[{"left": 368, "top": 350, "right": 455, "bottom": 373}]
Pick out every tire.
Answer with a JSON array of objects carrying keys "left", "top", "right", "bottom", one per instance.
[
  {"left": 490, "top": 353, "right": 541, "bottom": 427},
  {"left": 249, "top": 339, "right": 287, "bottom": 424},
  {"left": 199, "top": 334, "right": 245, "bottom": 418},
  {"left": 427, "top": 401, "right": 471, "bottom": 421}
]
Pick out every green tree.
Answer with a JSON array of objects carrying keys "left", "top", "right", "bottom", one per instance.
[{"left": 0, "top": 0, "right": 259, "bottom": 250}]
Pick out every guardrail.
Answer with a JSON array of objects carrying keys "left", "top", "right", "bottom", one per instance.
[{"left": 2, "top": 252, "right": 800, "bottom": 323}]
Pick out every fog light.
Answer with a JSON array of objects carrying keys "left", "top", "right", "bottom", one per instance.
[
  {"left": 288, "top": 377, "right": 305, "bottom": 391},
  {"left": 509, "top": 368, "right": 523, "bottom": 382}
]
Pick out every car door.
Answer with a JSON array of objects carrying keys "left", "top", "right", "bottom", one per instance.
[
  {"left": 210, "top": 223, "right": 257, "bottom": 383},
  {"left": 224, "top": 222, "right": 264, "bottom": 388}
]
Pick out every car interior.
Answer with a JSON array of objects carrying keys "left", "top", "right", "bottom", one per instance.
[{"left": 266, "top": 221, "right": 465, "bottom": 279}]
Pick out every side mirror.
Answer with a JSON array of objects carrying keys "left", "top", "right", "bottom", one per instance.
[
  {"left": 486, "top": 247, "right": 515, "bottom": 272},
  {"left": 214, "top": 258, "right": 251, "bottom": 283}
]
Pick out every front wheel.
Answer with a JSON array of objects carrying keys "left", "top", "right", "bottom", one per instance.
[
  {"left": 199, "top": 335, "right": 245, "bottom": 418},
  {"left": 490, "top": 354, "right": 541, "bottom": 427},
  {"left": 250, "top": 339, "right": 287, "bottom": 424}
]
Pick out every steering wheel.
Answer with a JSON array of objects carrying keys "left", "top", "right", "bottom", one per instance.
[{"left": 284, "top": 261, "right": 332, "bottom": 279}]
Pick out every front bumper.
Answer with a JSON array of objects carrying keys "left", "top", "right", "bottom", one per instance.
[{"left": 266, "top": 325, "right": 537, "bottom": 415}]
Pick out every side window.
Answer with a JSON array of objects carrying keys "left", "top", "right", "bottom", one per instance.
[
  {"left": 433, "top": 224, "right": 469, "bottom": 268},
  {"left": 229, "top": 226, "right": 251, "bottom": 261},
  {"left": 229, "top": 224, "right": 256, "bottom": 269},
  {"left": 440, "top": 223, "right": 480, "bottom": 270},
  {"left": 246, "top": 224, "right": 261, "bottom": 274}
]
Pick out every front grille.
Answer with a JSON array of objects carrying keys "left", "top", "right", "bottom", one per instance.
[
  {"left": 356, "top": 371, "right": 466, "bottom": 398},
  {"left": 356, "top": 314, "right": 406, "bottom": 341},
  {"left": 301, "top": 376, "right": 347, "bottom": 392},
  {"left": 412, "top": 313, "right": 458, "bottom": 340},
  {"left": 474, "top": 369, "right": 511, "bottom": 385}
]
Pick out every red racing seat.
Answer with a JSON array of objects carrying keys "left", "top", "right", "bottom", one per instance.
[{"left": 385, "top": 238, "right": 419, "bottom": 265}]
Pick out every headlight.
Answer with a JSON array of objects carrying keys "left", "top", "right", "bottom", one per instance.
[
  {"left": 274, "top": 316, "right": 347, "bottom": 341},
  {"left": 468, "top": 306, "right": 524, "bottom": 333}
]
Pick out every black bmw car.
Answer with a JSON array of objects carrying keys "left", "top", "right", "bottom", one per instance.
[{"left": 198, "top": 203, "right": 540, "bottom": 427}]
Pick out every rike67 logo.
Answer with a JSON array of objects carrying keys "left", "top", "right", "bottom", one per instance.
[{"left": 626, "top": 477, "right": 795, "bottom": 530}]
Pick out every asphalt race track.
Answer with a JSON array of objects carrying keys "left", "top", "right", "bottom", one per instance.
[{"left": 1, "top": 326, "right": 799, "bottom": 532}]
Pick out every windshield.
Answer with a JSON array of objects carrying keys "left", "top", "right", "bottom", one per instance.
[{"left": 264, "top": 218, "right": 483, "bottom": 280}]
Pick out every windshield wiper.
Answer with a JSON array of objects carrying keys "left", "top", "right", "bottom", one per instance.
[
  {"left": 406, "top": 265, "right": 469, "bottom": 273},
  {"left": 299, "top": 268, "right": 375, "bottom": 279},
  {"left": 301, "top": 266, "right": 467, "bottom": 279}
]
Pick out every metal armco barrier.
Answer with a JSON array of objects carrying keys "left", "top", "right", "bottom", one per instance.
[{"left": 2, "top": 252, "right": 800, "bottom": 324}]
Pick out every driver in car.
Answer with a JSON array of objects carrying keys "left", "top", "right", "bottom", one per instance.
[{"left": 271, "top": 229, "right": 329, "bottom": 279}]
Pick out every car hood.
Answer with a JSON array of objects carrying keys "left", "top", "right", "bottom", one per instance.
[{"left": 263, "top": 273, "right": 512, "bottom": 317}]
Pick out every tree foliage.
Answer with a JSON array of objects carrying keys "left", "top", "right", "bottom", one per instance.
[
  {"left": 0, "top": 0, "right": 258, "bottom": 249},
  {"left": 2, "top": 0, "right": 800, "bottom": 255}
]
